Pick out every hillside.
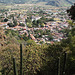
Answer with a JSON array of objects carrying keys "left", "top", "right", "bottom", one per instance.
[
  {"left": 38, "top": 0, "right": 75, "bottom": 6},
  {"left": 46, "top": 0, "right": 73, "bottom": 7},
  {"left": 0, "top": 0, "right": 75, "bottom": 6}
]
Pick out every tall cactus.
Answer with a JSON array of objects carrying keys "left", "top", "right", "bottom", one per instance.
[
  {"left": 63, "top": 52, "right": 67, "bottom": 75},
  {"left": 13, "top": 57, "right": 18, "bottom": 75},
  {"left": 4, "top": 69, "right": 6, "bottom": 75},
  {"left": 57, "top": 57, "right": 61, "bottom": 75},
  {"left": 20, "top": 44, "right": 23, "bottom": 75},
  {"left": 1, "top": 70, "right": 5, "bottom": 75},
  {"left": 1, "top": 68, "right": 6, "bottom": 75}
]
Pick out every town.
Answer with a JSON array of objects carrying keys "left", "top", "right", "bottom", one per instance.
[{"left": 0, "top": 4, "right": 71, "bottom": 44}]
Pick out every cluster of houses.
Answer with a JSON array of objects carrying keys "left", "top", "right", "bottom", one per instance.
[
  {"left": 0, "top": 6, "right": 70, "bottom": 44},
  {"left": 28, "top": 20, "right": 69, "bottom": 44}
]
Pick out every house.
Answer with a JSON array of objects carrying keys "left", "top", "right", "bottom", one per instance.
[
  {"left": 13, "top": 26, "right": 26, "bottom": 30},
  {"left": 31, "top": 15, "right": 41, "bottom": 21},
  {"left": 0, "top": 22, "right": 8, "bottom": 27},
  {"left": 30, "top": 34, "right": 36, "bottom": 40}
]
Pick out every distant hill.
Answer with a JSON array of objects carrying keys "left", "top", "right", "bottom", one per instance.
[
  {"left": 46, "top": 0, "right": 73, "bottom": 7},
  {"left": 0, "top": 0, "right": 75, "bottom": 6},
  {"left": 38, "top": 0, "right": 75, "bottom": 6}
]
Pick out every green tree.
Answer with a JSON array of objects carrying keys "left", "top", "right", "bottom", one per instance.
[
  {"left": 19, "top": 23, "right": 25, "bottom": 27},
  {"left": 13, "top": 19, "right": 18, "bottom": 26},
  {"left": 27, "top": 23, "right": 32, "bottom": 28},
  {"left": 4, "top": 18, "right": 8, "bottom": 22},
  {"left": 7, "top": 23, "right": 14, "bottom": 27},
  {"left": 26, "top": 39, "right": 36, "bottom": 45},
  {"left": 32, "top": 20, "right": 38, "bottom": 27},
  {"left": 67, "top": 3, "right": 75, "bottom": 21},
  {"left": 48, "top": 34, "right": 53, "bottom": 41}
]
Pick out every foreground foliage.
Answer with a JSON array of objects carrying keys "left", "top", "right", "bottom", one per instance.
[{"left": 0, "top": 26, "right": 75, "bottom": 75}]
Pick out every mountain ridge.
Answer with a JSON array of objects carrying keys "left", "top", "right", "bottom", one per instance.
[{"left": 0, "top": 0, "right": 75, "bottom": 6}]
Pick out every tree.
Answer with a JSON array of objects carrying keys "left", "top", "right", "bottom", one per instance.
[
  {"left": 4, "top": 18, "right": 8, "bottom": 22},
  {"left": 27, "top": 24, "right": 32, "bottom": 28},
  {"left": 13, "top": 19, "right": 18, "bottom": 26},
  {"left": 37, "top": 19, "right": 42, "bottom": 24},
  {"left": 48, "top": 34, "right": 53, "bottom": 41},
  {"left": 40, "top": 23, "right": 45, "bottom": 27},
  {"left": 19, "top": 23, "right": 25, "bottom": 27},
  {"left": 32, "top": 20, "right": 38, "bottom": 27},
  {"left": 26, "top": 39, "right": 36, "bottom": 45},
  {"left": 67, "top": 3, "right": 75, "bottom": 21},
  {"left": 49, "top": 18, "right": 54, "bottom": 21},
  {"left": 27, "top": 23, "right": 32, "bottom": 28},
  {"left": 26, "top": 17, "right": 31, "bottom": 23},
  {"left": 7, "top": 23, "right": 14, "bottom": 27}
]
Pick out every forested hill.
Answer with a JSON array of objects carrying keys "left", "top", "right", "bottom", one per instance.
[{"left": 0, "top": 0, "right": 75, "bottom": 6}]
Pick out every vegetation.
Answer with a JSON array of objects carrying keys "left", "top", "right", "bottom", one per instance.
[
  {"left": 19, "top": 23, "right": 25, "bottom": 27},
  {"left": 0, "top": 20, "right": 75, "bottom": 75},
  {"left": 4, "top": 18, "right": 8, "bottom": 22},
  {"left": 0, "top": 3, "right": 75, "bottom": 75},
  {"left": 7, "top": 19, "right": 18, "bottom": 27},
  {"left": 26, "top": 16, "right": 52, "bottom": 28},
  {"left": 67, "top": 3, "right": 75, "bottom": 21}
]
